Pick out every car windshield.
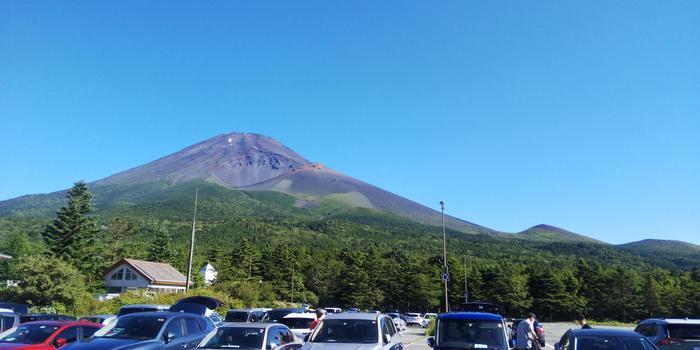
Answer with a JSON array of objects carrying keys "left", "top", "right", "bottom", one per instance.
[
  {"left": 94, "top": 316, "right": 165, "bottom": 340},
  {"left": 310, "top": 319, "right": 378, "bottom": 344},
  {"left": 668, "top": 324, "right": 700, "bottom": 340},
  {"left": 575, "top": 336, "right": 649, "bottom": 350},
  {"left": 199, "top": 327, "right": 265, "bottom": 349},
  {"left": 0, "top": 325, "right": 60, "bottom": 344},
  {"left": 437, "top": 319, "right": 507, "bottom": 350},
  {"left": 281, "top": 317, "right": 314, "bottom": 329},
  {"left": 226, "top": 312, "right": 250, "bottom": 322}
]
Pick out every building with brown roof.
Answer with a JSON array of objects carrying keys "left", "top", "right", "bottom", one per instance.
[{"left": 103, "top": 258, "right": 188, "bottom": 295}]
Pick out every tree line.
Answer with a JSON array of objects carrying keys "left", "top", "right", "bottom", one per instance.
[{"left": 0, "top": 181, "right": 698, "bottom": 321}]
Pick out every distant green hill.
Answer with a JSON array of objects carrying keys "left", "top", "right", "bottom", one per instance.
[{"left": 619, "top": 239, "right": 700, "bottom": 270}]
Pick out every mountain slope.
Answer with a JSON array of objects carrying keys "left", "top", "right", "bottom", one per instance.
[
  {"left": 95, "top": 133, "right": 310, "bottom": 188},
  {"left": 514, "top": 224, "right": 603, "bottom": 243},
  {"left": 619, "top": 239, "right": 700, "bottom": 269},
  {"left": 241, "top": 163, "right": 496, "bottom": 234}
]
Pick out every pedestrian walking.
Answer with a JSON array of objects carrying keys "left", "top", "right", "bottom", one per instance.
[
  {"left": 516, "top": 313, "right": 539, "bottom": 350},
  {"left": 576, "top": 314, "right": 592, "bottom": 329}
]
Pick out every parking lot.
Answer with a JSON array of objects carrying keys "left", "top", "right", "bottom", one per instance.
[{"left": 399, "top": 322, "right": 636, "bottom": 350}]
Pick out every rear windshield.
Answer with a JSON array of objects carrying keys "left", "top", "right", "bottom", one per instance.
[
  {"left": 281, "top": 317, "right": 314, "bottom": 329},
  {"left": 200, "top": 327, "right": 265, "bottom": 349},
  {"left": 117, "top": 307, "right": 162, "bottom": 317},
  {"left": 310, "top": 319, "right": 378, "bottom": 344},
  {"left": 437, "top": 319, "right": 507, "bottom": 350},
  {"left": 668, "top": 324, "right": 700, "bottom": 339},
  {"left": 575, "top": 336, "right": 650, "bottom": 350},
  {"left": 225, "top": 311, "right": 250, "bottom": 322},
  {"left": 0, "top": 324, "right": 60, "bottom": 344},
  {"left": 94, "top": 316, "right": 165, "bottom": 340}
]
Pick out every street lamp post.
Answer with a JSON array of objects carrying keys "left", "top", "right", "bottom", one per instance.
[{"left": 441, "top": 201, "right": 449, "bottom": 313}]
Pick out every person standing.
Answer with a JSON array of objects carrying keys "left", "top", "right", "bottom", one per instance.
[
  {"left": 516, "top": 313, "right": 539, "bottom": 350},
  {"left": 576, "top": 315, "right": 592, "bottom": 329},
  {"left": 309, "top": 308, "right": 326, "bottom": 330}
]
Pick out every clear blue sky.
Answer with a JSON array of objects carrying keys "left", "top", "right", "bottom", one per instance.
[{"left": 2, "top": 1, "right": 698, "bottom": 244}]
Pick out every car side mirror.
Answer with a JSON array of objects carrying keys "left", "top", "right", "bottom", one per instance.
[
  {"left": 164, "top": 332, "right": 175, "bottom": 344},
  {"left": 427, "top": 337, "right": 435, "bottom": 348},
  {"left": 383, "top": 334, "right": 392, "bottom": 344},
  {"left": 55, "top": 337, "right": 68, "bottom": 347}
]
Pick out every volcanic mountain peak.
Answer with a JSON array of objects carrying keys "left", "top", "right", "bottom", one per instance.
[{"left": 95, "top": 132, "right": 311, "bottom": 188}]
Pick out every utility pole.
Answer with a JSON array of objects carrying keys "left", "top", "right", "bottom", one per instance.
[
  {"left": 185, "top": 188, "right": 198, "bottom": 291},
  {"left": 464, "top": 256, "right": 468, "bottom": 303},
  {"left": 441, "top": 201, "right": 449, "bottom": 313}
]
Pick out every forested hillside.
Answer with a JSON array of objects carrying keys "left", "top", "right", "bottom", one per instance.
[{"left": 0, "top": 180, "right": 698, "bottom": 321}]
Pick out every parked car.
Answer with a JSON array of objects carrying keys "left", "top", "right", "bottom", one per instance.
[
  {"left": 635, "top": 318, "right": 700, "bottom": 349},
  {"left": 170, "top": 297, "right": 223, "bottom": 327},
  {"left": 281, "top": 313, "right": 316, "bottom": 339},
  {"left": 427, "top": 312, "right": 510, "bottom": 350},
  {"left": 61, "top": 311, "right": 212, "bottom": 350},
  {"left": 301, "top": 312, "right": 402, "bottom": 350},
  {"left": 0, "top": 308, "right": 20, "bottom": 332},
  {"left": 423, "top": 312, "right": 437, "bottom": 328},
  {"left": 453, "top": 302, "right": 501, "bottom": 315},
  {"left": 0, "top": 320, "right": 102, "bottom": 349},
  {"left": 0, "top": 304, "right": 29, "bottom": 316},
  {"left": 347, "top": 308, "right": 360, "bottom": 313},
  {"left": 323, "top": 308, "right": 341, "bottom": 314},
  {"left": 197, "top": 322, "right": 302, "bottom": 350},
  {"left": 510, "top": 318, "right": 545, "bottom": 347},
  {"left": 403, "top": 313, "right": 425, "bottom": 327},
  {"left": 225, "top": 309, "right": 266, "bottom": 323},
  {"left": 78, "top": 315, "right": 116, "bottom": 326},
  {"left": 19, "top": 315, "right": 76, "bottom": 324},
  {"left": 555, "top": 328, "right": 660, "bottom": 350},
  {"left": 263, "top": 309, "right": 305, "bottom": 323},
  {"left": 116, "top": 305, "right": 170, "bottom": 317},
  {"left": 385, "top": 313, "right": 407, "bottom": 332}
]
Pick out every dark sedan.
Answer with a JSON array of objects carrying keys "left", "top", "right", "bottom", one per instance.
[
  {"left": 60, "top": 312, "right": 212, "bottom": 350},
  {"left": 555, "top": 328, "right": 659, "bottom": 350}
]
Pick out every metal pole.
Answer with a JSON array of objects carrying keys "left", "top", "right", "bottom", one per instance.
[
  {"left": 186, "top": 188, "right": 198, "bottom": 291},
  {"left": 464, "top": 256, "right": 468, "bottom": 303},
  {"left": 441, "top": 201, "right": 449, "bottom": 313}
]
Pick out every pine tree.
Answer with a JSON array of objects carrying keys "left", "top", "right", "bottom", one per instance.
[
  {"left": 42, "top": 181, "right": 100, "bottom": 286},
  {"left": 147, "top": 228, "right": 175, "bottom": 264}
]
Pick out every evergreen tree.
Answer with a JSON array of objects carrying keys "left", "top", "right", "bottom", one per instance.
[
  {"left": 42, "top": 181, "right": 100, "bottom": 287},
  {"left": 147, "top": 228, "right": 175, "bottom": 264}
]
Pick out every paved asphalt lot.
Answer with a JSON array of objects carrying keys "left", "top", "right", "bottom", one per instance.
[{"left": 399, "top": 323, "right": 635, "bottom": 350}]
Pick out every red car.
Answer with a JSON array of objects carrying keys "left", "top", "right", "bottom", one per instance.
[{"left": 0, "top": 320, "right": 102, "bottom": 349}]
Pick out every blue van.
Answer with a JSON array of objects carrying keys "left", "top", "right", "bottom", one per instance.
[{"left": 428, "top": 312, "right": 510, "bottom": 350}]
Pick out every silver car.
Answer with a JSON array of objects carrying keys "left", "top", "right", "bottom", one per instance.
[
  {"left": 301, "top": 313, "right": 403, "bottom": 350},
  {"left": 198, "top": 322, "right": 302, "bottom": 350}
]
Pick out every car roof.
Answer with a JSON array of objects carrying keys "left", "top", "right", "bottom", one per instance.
[
  {"left": 20, "top": 320, "right": 102, "bottom": 327},
  {"left": 82, "top": 314, "right": 115, "bottom": 318},
  {"left": 438, "top": 312, "right": 503, "bottom": 321},
  {"left": 120, "top": 304, "right": 170, "bottom": 308},
  {"left": 283, "top": 313, "right": 316, "bottom": 319},
  {"left": 325, "top": 312, "right": 382, "bottom": 321},
  {"left": 220, "top": 322, "right": 281, "bottom": 329},
  {"left": 121, "top": 311, "right": 199, "bottom": 318},
  {"left": 641, "top": 318, "right": 700, "bottom": 324},
  {"left": 571, "top": 329, "right": 645, "bottom": 337}
]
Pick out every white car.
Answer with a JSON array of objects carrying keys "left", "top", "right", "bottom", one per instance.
[
  {"left": 386, "top": 313, "right": 407, "bottom": 332},
  {"left": 301, "top": 313, "right": 403, "bottom": 350},
  {"left": 403, "top": 313, "right": 425, "bottom": 327},
  {"left": 423, "top": 313, "right": 438, "bottom": 322},
  {"left": 281, "top": 312, "right": 317, "bottom": 339}
]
